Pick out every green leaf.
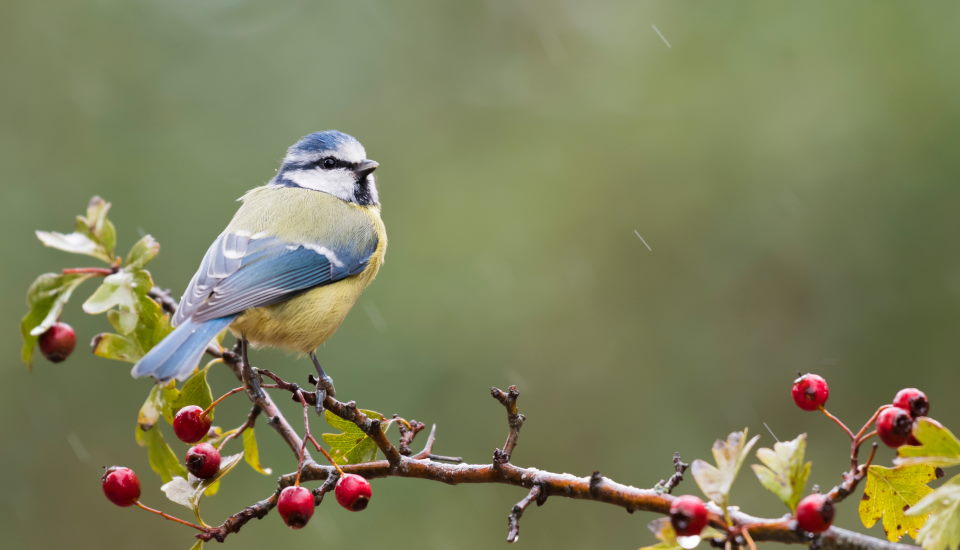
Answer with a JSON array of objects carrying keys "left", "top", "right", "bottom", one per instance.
[
  {"left": 907, "top": 473, "right": 960, "bottom": 550},
  {"left": 691, "top": 429, "right": 760, "bottom": 508},
  {"left": 135, "top": 425, "right": 188, "bottom": 483},
  {"left": 138, "top": 381, "right": 179, "bottom": 430},
  {"left": 896, "top": 418, "right": 960, "bottom": 468},
  {"left": 126, "top": 235, "right": 160, "bottom": 269},
  {"left": 160, "top": 453, "right": 243, "bottom": 511},
  {"left": 641, "top": 517, "right": 725, "bottom": 550},
  {"left": 189, "top": 541, "right": 204, "bottom": 550},
  {"left": 171, "top": 367, "right": 214, "bottom": 421},
  {"left": 133, "top": 287, "right": 173, "bottom": 352},
  {"left": 859, "top": 464, "right": 937, "bottom": 542},
  {"left": 20, "top": 272, "right": 95, "bottom": 366},
  {"left": 751, "top": 434, "right": 811, "bottom": 513},
  {"left": 321, "top": 409, "right": 387, "bottom": 465},
  {"left": 92, "top": 332, "right": 141, "bottom": 363},
  {"left": 242, "top": 428, "right": 272, "bottom": 475}
]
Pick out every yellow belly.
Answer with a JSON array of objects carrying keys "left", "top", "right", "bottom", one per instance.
[{"left": 229, "top": 271, "right": 373, "bottom": 353}]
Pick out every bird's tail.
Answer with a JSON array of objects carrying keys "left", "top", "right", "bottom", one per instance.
[{"left": 131, "top": 316, "right": 236, "bottom": 382}]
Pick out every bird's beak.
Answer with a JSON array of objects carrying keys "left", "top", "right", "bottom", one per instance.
[{"left": 355, "top": 159, "right": 379, "bottom": 179}]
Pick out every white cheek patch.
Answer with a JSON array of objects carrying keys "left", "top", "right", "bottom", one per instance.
[{"left": 284, "top": 168, "right": 356, "bottom": 202}]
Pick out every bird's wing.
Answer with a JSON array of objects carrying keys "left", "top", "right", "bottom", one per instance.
[{"left": 171, "top": 231, "right": 377, "bottom": 325}]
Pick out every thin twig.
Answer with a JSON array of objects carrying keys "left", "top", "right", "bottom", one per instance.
[
  {"left": 491, "top": 386, "right": 525, "bottom": 464},
  {"left": 655, "top": 452, "right": 689, "bottom": 494},
  {"left": 506, "top": 484, "right": 544, "bottom": 543}
]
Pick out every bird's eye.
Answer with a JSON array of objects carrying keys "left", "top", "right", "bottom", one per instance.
[{"left": 321, "top": 157, "right": 337, "bottom": 170}]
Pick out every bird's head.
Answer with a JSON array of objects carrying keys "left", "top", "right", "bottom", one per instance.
[{"left": 272, "top": 130, "right": 380, "bottom": 206}]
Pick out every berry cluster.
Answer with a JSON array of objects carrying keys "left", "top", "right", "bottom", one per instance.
[{"left": 788, "top": 374, "right": 934, "bottom": 535}]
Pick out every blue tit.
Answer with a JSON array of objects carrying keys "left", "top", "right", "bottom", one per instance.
[{"left": 131, "top": 130, "right": 386, "bottom": 384}]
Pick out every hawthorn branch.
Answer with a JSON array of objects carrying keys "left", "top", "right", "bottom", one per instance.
[
  {"left": 149, "top": 288, "right": 914, "bottom": 550},
  {"left": 654, "top": 452, "right": 688, "bottom": 494}
]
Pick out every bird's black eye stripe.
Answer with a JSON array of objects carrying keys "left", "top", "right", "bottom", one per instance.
[{"left": 316, "top": 157, "right": 361, "bottom": 171}]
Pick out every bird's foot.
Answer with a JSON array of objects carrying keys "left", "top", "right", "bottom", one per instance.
[{"left": 309, "top": 353, "right": 336, "bottom": 416}]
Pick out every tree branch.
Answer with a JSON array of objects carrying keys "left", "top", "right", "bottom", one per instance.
[{"left": 194, "top": 379, "right": 917, "bottom": 550}]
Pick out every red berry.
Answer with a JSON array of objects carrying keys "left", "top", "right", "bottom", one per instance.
[
  {"left": 669, "top": 495, "right": 708, "bottom": 536},
  {"left": 101, "top": 466, "right": 141, "bottom": 507},
  {"left": 335, "top": 473, "right": 372, "bottom": 511},
  {"left": 185, "top": 442, "right": 221, "bottom": 479},
  {"left": 173, "top": 405, "right": 211, "bottom": 443},
  {"left": 877, "top": 407, "right": 914, "bottom": 448},
  {"left": 39, "top": 322, "right": 76, "bottom": 363},
  {"left": 796, "top": 493, "right": 834, "bottom": 533},
  {"left": 893, "top": 388, "right": 929, "bottom": 418},
  {"left": 277, "top": 486, "right": 315, "bottom": 529},
  {"left": 791, "top": 374, "right": 829, "bottom": 411}
]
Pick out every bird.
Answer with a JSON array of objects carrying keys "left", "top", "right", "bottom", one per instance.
[{"left": 131, "top": 130, "right": 386, "bottom": 397}]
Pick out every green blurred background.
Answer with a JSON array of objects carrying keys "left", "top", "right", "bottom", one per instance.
[{"left": 2, "top": 1, "right": 959, "bottom": 548}]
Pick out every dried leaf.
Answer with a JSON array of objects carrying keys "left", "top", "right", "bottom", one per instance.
[
  {"left": 691, "top": 429, "right": 759, "bottom": 507},
  {"left": 161, "top": 453, "right": 243, "bottom": 511}
]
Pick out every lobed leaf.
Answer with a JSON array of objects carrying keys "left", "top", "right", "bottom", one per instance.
[
  {"left": 20, "top": 272, "right": 95, "bottom": 366},
  {"left": 691, "top": 429, "right": 759, "bottom": 507},
  {"left": 906, "top": 473, "right": 960, "bottom": 550},
  {"left": 321, "top": 409, "right": 387, "bottom": 465},
  {"left": 751, "top": 433, "right": 811, "bottom": 513},
  {"left": 896, "top": 418, "right": 960, "bottom": 468},
  {"left": 859, "top": 464, "right": 937, "bottom": 542},
  {"left": 242, "top": 428, "right": 272, "bottom": 475},
  {"left": 135, "top": 425, "right": 188, "bottom": 483}
]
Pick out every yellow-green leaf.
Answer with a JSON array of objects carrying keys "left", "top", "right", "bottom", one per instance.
[
  {"left": 189, "top": 540, "right": 203, "bottom": 550},
  {"left": 76, "top": 196, "right": 116, "bottom": 259},
  {"left": 20, "top": 272, "right": 95, "bottom": 366},
  {"left": 137, "top": 381, "right": 179, "bottom": 429},
  {"left": 92, "top": 332, "right": 141, "bottom": 363},
  {"left": 906, "top": 473, "right": 960, "bottom": 550},
  {"left": 859, "top": 464, "right": 937, "bottom": 542},
  {"left": 83, "top": 270, "right": 137, "bottom": 315},
  {"left": 691, "top": 429, "right": 759, "bottom": 508},
  {"left": 896, "top": 418, "right": 960, "bottom": 468},
  {"left": 242, "top": 428, "right": 271, "bottom": 475},
  {"left": 751, "top": 433, "right": 811, "bottom": 513},
  {"left": 126, "top": 235, "right": 160, "bottom": 269},
  {"left": 135, "top": 425, "right": 187, "bottom": 483},
  {"left": 321, "top": 409, "right": 387, "bottom": 465}
]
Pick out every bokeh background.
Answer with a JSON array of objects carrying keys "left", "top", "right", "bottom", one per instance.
[{"left": 2, "top": 1, "right": 959, "bottom": 549}]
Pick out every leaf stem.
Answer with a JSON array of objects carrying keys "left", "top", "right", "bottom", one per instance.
[{"left": 62, "top": 267, "right": 113, "bottom": 276}]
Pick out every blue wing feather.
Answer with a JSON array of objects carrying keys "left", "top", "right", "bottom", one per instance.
[{"left": 173, "top": 233, "right": 376, "bottom": 325}]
